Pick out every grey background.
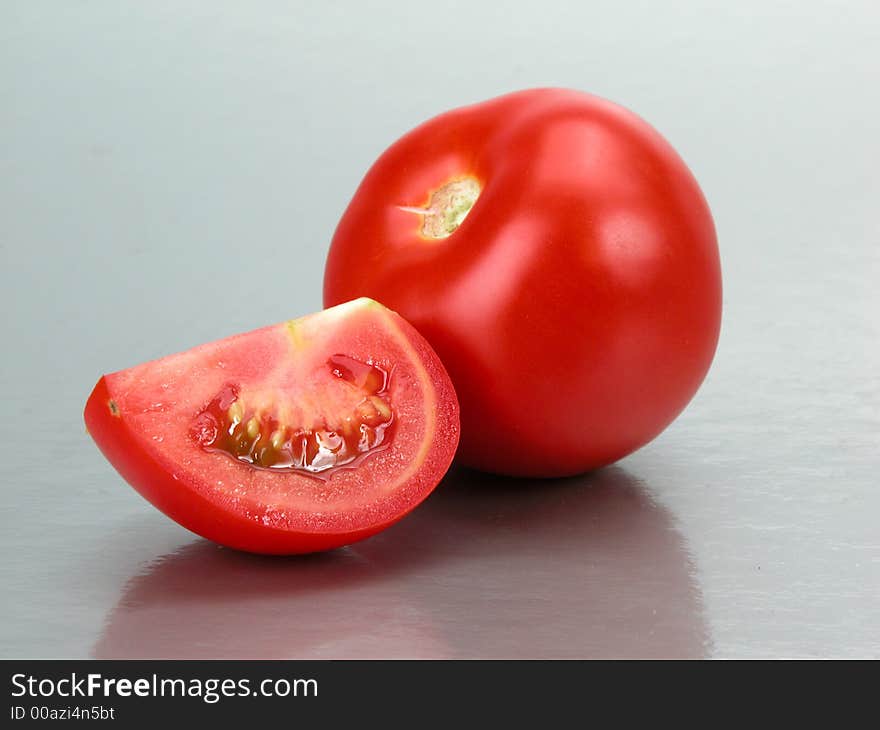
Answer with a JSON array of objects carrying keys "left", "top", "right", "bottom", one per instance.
[{"left": 2, "top": 0, "right": 878, "bottom": 658}]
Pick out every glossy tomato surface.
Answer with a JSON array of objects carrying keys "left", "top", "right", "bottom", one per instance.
[
  {"left": 324, "top": 88, "right": 721, "bottom": 477},
  {"left": 85, "top": 298, "right": 459, "bottom": 554}
]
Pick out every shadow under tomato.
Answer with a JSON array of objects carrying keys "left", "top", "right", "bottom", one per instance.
[{"left": 93, "top": 465, "right": 710, "bottom": 659}]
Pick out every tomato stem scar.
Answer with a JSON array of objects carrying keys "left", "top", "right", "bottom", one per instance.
[{"left": 399, "top": 177, "right": 481, "bottom": 239}]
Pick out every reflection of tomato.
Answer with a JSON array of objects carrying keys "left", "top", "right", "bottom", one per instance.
[
  {"left": 85, "top": 299, "right": 459, "bottom": 554},
  {"left": 94, "top": 466, "right": 707, "bottom": 659},
  {"left": 325, "top": 88, "right": 721, "bottom": 476},
  {"left": 394, "top": 467, "right": 709, "bottom": 658},
  {"left": 93, "top": 540, "right": 446, "bottom": 659}
]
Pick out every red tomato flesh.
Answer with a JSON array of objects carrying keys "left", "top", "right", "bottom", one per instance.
[
  {"left": 324, "top": 88, "right": 722, "bottom": 477},
  {"left": 85, "top": 298, "right": 459, "bottom": 554}
]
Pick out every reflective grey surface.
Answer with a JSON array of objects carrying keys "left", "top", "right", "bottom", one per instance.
[
  {"left": 1, "top": 1, "right": 878, "bottom": 658},
  {"left": 93, "top": 469, "right": 707, "bottom": 659}
]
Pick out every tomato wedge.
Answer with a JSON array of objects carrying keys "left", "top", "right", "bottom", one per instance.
[{"left": 84, "top": 298, "right": 459, "bottom": 554}]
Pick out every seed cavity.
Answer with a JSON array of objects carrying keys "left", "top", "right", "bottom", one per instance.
[{"left": 191, "top": 358, "right": 393, "bottom": 476}]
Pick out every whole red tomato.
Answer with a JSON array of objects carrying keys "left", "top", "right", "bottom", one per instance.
[{"left": 324, "top": 88, "right": 721, "bottom": 477}]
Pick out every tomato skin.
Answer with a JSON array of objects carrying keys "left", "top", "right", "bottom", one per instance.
[
  {"left": 324, "top": 89, "right": 721, "bottom": 477},
  {"left": 85, "top": 300, "right": 460, "bottom": 554}
]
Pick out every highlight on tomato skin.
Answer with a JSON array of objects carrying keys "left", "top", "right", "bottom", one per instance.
[
  {"left": 84, "top": 298, "right": 460, "bottom": 555},
  {"left": 324, "top": 87, "right": 722, "bottom": 477}
]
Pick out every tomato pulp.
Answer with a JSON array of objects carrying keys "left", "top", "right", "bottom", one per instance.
[
  {"left": 324, "top": 88, "right": 721, "bottom": 477},
  {"left": 85, "top": 299, "right": 459, "bottom": 554}
]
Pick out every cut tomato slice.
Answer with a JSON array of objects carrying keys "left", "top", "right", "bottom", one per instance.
[{"left": 84, "top": 298, "right": 460, "bottom": 554}]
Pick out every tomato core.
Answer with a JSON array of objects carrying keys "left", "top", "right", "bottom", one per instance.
[{"left": 190, "top": 354, "right": 394, "bottom": 477}]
